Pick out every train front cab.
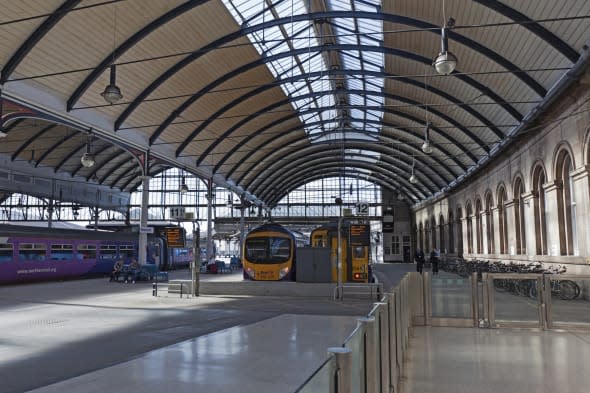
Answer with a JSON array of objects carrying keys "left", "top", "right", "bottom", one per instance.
[
  {"left": 242, "top": 228, "right": 295, "bottom": 281},
  {"left": 310, "top": 225, "right": 369, "bottom": 284}
]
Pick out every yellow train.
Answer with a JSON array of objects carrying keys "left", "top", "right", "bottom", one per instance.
[
  {"left": 242, "top": 223, "right": 306, "bottom": 281},
  {"left": 310, "top": 222, "right": 371, "bottom": 283}
]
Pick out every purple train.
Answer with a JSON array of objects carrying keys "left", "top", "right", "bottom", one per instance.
[{"left": 0, "top": 224, "right": 193, "bottom": 285}]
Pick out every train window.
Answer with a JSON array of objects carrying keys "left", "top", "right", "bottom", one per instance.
[
  {"left": 50, "top": 244, "right": 73, "bottom": 261},
  {"left": 392, "top": 236, "right": 400, "bottom": 255},
  {"left": 245, "top": 238, "right": 266, "bottom": 261},
  {"left": 77, "top": 244, "right": 97, "bottom": 260},
  {"left": 19, "top": 243, "right": 47, "bottom": 261},
  {"left": 99, "top": 245, "right": 117, "bottom": 259},
  {"left": 353, "top": 246, "right": 366, "bottom": 258},
  {"left": 269, "top": 237, "right": 290, "bottom": 262},
  {"left": 119, "top": 244, "right": 135, "bottom": 258},
  {"left": 0, "top": 243, "right": 13, "bottom": 262}
]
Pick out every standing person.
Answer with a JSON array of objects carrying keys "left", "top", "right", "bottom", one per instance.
[
  {"left": 430, "top": 248, "right": 439, "bottom": 275},
  {"left": 415, "top": 248, "right": 424, "bottom": 274}
]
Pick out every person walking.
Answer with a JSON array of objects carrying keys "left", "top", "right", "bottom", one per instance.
[
  {"left": 430, "top": 248, "right": 439, "bottom": 275},
  {"left": 415, "top": 248, "right": 425, "bottom": 274}
]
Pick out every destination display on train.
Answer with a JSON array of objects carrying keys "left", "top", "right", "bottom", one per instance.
[
  {"left": 349, "top": 224, "right": 370, "bottom": 245},
  {"left": 165, "top": 227, "right": 186, "bottom": 248}
]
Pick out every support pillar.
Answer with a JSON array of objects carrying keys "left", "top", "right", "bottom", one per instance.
[
  {"left": 206, "top": 179, "right": 214, "bottom": 264},
  {"left": 504, "top": 200, "right": 516, "bottom": 256},
  {"left": 138, "top": 175, "right": 150, "bottom": 265},
  {"left": 460, "top": 217, "right": 468, "bottom": 256},
  {"left": 47, "top": 199, "right": 54, "bottom": 228},
  {"left": 491, "top": 207, "right": 500, "bottom": 255},
  {"left": 543, "top": 181, "right": 561, "bottom": 256},
  {"left": 522, "top": 192, "right": 536, "bottom": 257}
]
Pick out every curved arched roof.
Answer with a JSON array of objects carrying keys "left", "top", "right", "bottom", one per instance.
[{"left": 0, "top": 0, "right": 588, "bottom": 207}]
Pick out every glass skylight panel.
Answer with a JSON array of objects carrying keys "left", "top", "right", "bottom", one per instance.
[{"left": 222, "top": 0, "right": 384, "bottom": 143}]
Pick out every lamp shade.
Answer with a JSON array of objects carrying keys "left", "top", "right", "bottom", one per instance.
[
  {"left": 80, "top": 152, "right": 95, "bottom": 168},
  {"left": 409, "top": 173, "right": 418, "bottom": 184},
  {"left": 101, "top": 64, "right": 123, "bottom": 104},
  {"left": 433, "top": 51, "right": 457, "bottom": 75},
  {"left": 422, "top": 140, "right": 433, "bottom": 154},
  {"left": 179, "top": 183, "right": 189, "bottom": 193}
]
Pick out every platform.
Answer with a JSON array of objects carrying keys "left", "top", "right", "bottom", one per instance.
[{"left": 25, "top": 314, "right": 357, "bottom": 393}]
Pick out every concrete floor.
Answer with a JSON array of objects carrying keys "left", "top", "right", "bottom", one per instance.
[
  {"left": 0, "top": 275, "right": 372, "bottom": 393},
  {"left": 400, "top": 326, "right": 590, "bottom": 393}
]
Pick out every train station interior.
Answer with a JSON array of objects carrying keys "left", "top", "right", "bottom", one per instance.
[{"left": 0, "top": 1, "right": 590, "bottom": 392}]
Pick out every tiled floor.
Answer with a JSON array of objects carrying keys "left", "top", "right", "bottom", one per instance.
[{"left": 399, "top": 326, "right": 590, "bottom": 393}]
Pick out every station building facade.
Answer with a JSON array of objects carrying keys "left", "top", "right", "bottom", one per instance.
[{"left": 414, "top": 75, "right": 590, "bottom": 275}]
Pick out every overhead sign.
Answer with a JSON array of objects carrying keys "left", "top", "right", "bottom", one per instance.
[
  {"left": 355, "top": 201, "right": 369, "bottom": 216},
  {"left": 169, "top": 206, "right": 186, "bottom": 220},
  {"left": 382, "top": 214, "right": 394, "bottom": 232},
  {"left": 139, "top": 226, "right": 154, "bottom": 234},
  {"left": 349, "top": 224, "right": 370, "bottom": 246},
  {"left": 165, "top": 227, "right": 186, "bottom": 248}
]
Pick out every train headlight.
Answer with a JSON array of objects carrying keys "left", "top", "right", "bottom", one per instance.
[
  {"left": 279, "top": 266, "right": 290, "bottom": 279},
  {"left": 246, "top": 267, "right": 256, "bottom": 279}
]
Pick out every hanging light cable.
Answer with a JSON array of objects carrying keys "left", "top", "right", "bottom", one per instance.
[
  {"left": 179, "top": 171, "right": 189, "bottom": 193},
  {"left": 409, "top": 155, "right": 418, "bottom": 184},
  {"left": 101, "top": 4, "right": 123, "bottom": 104},
  {"left": 433, "top": 14, "right": 457, "bottom": 75},
  {"left": 422, "top": 75, "right": 433, "bottom": 154}
]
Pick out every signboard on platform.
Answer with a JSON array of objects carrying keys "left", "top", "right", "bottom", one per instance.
[
  {"left": 169, "top": 207, "right": 186, "bottom": 220},
  {"left": 139, "top": 226, "right": 154, "bottom": 234},
  {"left": 349, "top": 224, "right": 370, "bottom": 246},
  {"left": 164, "top": 227, "right": 186, "bottom": 248}
]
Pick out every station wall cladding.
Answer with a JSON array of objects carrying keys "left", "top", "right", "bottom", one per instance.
[{"left": 414, "top": 73, "right": 590, "bottom": 277}]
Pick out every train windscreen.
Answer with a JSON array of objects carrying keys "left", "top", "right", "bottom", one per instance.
[{"left": 245, "top": 237, "right": 291, "bottom": 264}]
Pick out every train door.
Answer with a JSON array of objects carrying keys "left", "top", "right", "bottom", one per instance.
[{"left": 329, "top": 232, "right": 348, "bottom": 283}]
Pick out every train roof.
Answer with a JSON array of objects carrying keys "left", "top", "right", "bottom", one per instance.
[{"left": 0, "top": 223, "right": 140, "bottom": 241}]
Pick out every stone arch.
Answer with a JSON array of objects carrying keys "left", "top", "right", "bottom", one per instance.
[
  {"left": 475, "top": 196, "right": 483, "bottom": 254},
  {"left": 554, "top": 146, "right": 577, "bottom": 255},
  {"left": 496, "top": 183, "right": 508, "bottom": 254},
  {"left": 531, "top": 161, "right": 548, "bottom": 255},
  {"left": 484, "top": 189, "right": 495, "bottom": 254},
  {"left": 465, "top": 200, "right": 473, "bottom": 254},
  {"left": 512, "top": 175, "right": 526, "bottom": 255}
]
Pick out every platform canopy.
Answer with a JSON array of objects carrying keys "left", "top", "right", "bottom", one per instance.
[{"left": 0, "top": 0, "right": 589, "bottom": 207}]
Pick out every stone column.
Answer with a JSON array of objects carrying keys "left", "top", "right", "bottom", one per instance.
[
  {"left": 504, "top": 200, "right": 516, "bottom": 256},
  {"left": 571, "top": 166, "right": 590, "bottom": 257},
  {"left": 482, "top": 211, "right": 488, "bottom": 255},
  {"left": 491, "top": 207, "right": 500, "bottom": 255},
  {"left": 138, "top": 175, "right": 150, "bottom": 265},
  {"left": 543, "top": 181, "right": 561, "bottom": 256},
  {"left": 522, "top": 192, "right": 536, "bottom": 257},
  {"left": 461, "top": 217, "right": 469, "bottom": 256}
]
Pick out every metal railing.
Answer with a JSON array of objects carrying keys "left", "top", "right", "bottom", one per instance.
[{"left": 295, "top": 271, "right": 590, "bottom": 392}]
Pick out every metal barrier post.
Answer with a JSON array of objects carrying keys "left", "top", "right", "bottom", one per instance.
[
  {"left": 327, "top": 347, "right": 352, "bottom": 393},
  {"left": 544, "top": 275, "right": 552, "bottom": 329},
  {"left": 180, "top": 282, "right": 183, "bottom": 299},
  {"left": 152, "top": 282, "right": 157, "bottom": 297},
  {"left": 471, "top": 272, "right": 479, "bottom": 327},
  {"left": 358, "top": 316, "right": 377, "bottom": 393},
  {"left": 375, "top": 302, "right": 390, "bottom": 393}
]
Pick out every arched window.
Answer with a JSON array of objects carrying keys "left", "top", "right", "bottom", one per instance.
[
  {"left": 466, "top": 202, "right": 473, "bottom": 254},
  {"left": 485, "top": 192, "right": 494, "bottom": 254},
  {"left": 556, "top": 150, "right": 577, "bottom": 255},
  {"left": 497, "top": 186, "right": 508, "bottom": 254},
  {"left": 513, "top": 177, "right": 526, "bottom": 255},
  {"left": 475, "top": 198, "right": 483, "bottom": 254},
  {"left": 431, "top": 217, "right": 437, "bottom": 251},
  {"left": 532, "top": 165, "right": 548, "bottom": 255},
  {"left": 448, "top": 212, "right": 454, "bottom": 253},
  {"left": 456, "top": 207, "right": 463, "bottom": 257},
  {"left": 439, "top": 214, "right": 445, "bottom": 253}
]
